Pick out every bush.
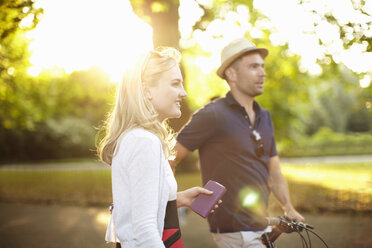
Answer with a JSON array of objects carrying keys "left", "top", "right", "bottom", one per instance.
[
  {"left": 0, "top": 117, "right": 96, "bottom": 163},
  {"left": 0, "top": 67, "right": 115, "bottom": 163},
  {"left": 279, "top": 127, "right": 372, "bottom": 157}
]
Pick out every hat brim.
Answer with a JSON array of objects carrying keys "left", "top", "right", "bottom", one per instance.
[{"left": 217, "top": 47, "right": 268, "bottom": 79}]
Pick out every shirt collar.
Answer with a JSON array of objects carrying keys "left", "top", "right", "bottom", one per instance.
[{"left": 225, "top": 91, "right": 262, "bottom": 115}]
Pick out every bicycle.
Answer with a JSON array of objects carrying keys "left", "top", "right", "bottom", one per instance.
[{"left": 261, "top": 216, "right": 329, "bottom": 248}]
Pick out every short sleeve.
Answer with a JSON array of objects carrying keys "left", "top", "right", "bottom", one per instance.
[{"left": 177, "top": 104, "right": 217, "bottom": 151}]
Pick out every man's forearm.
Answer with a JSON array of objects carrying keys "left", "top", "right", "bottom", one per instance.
[
  {"left": 270, "top": 169, "right": 294, "bottom": 212},
  {"left": 169, "top": 142, "right": 191, "bottom": 172},
  {"left": 268, "top": 156, "right": 305, "bottom": 222},
  {"left": 268, "top": 156, "right": 294, "bottom": 212}
]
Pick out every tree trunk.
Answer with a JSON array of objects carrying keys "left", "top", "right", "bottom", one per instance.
[{"left": 130, "top": 0, "right": 191, "bottom": 131}]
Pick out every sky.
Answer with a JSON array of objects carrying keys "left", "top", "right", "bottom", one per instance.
[
  {"left": 27, "top": 0, "right": 153, "bottom": 82},
  {"left": 26, "top": 0, "right": 372, "bottom": 87}
]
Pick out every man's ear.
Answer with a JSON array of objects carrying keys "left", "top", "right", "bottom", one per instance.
[{"left": 225, "top": 67, "right": 236, "bottom": 82}]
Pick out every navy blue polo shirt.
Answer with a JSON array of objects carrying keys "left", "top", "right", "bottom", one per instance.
[{"left": 177, "top": 91, "right": 278, "bottom": 233}]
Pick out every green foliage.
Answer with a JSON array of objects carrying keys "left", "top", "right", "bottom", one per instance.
[
  {"left": 0, "top": 68, "right": 116, "bottom": 162},
  {"left": 0, "top": 0, "right": 42, "bottom": 37},
  {"left": 182, "top": 51, "right": 229, "bottom": 110},
  {"left": 310, "top": 0, "right": 372, "bottom": 52},
  {"left": 0, "top": 0, "right": 42, "bottom": 73},
  {"left": 0, "top": 1, "right": 43, "bottom": 133},
  {"left": 279, "top": 127, "right": 372, "bottom": 157},
  {"left": 304, "top": 63, "right": 371, "bottom": 134},
  {"left": 254, "top": 32, "right": 312, "bottom": 141}
]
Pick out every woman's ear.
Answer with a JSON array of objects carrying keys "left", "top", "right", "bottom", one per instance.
[{"left": 143, "top": 86, "right": 153, "bottom": 100}]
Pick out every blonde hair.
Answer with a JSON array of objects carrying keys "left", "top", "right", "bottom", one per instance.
[{"left": 97, "top": 47, "right": 181, "bottom": 165}]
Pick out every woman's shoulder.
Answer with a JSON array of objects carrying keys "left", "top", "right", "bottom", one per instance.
[
  {"left": 121, "top": 128, "right": 161, "bottom": 146},
  {"left": 113, "top": 128, "right": 162, "bottom": 162}
]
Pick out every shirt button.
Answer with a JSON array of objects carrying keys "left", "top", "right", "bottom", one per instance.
[{"left": 245, "top": 115, "right": 248, "bottom": 119}]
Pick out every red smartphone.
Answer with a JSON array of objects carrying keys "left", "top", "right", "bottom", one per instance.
[{"left": 190, "top": 180, "right": 226, "bottom": 218}]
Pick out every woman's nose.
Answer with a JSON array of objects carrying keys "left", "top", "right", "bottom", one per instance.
[{"left": 180, "top": 86, "right": 187, "bottom": 98}]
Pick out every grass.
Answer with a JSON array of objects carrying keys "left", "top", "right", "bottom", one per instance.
[
  {"left": 0, "top": 162, "right": 371, "bottom": 213},
  {"left": 278, "top": 162, "right": 372, "bottom": 213},
  {"left": 282, "top": 162, "right": 372, "bottom": 194},
  {"left": 0, "top": 170, "right": 112, "bottom": 206}
]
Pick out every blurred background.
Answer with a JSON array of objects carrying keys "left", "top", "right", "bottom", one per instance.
[{"left": 0, "top": 0, "right": 371, "bottom": 247}]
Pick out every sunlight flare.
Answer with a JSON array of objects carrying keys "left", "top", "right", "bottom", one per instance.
[{"left": 27, "top": 0, "right": 153, "bottom": 82}]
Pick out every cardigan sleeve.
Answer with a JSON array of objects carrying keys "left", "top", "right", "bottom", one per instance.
[{"left": 113, "top": 134, "right": 165, "bottom": 247}]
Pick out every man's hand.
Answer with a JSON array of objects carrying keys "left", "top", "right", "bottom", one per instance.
[
  {"left": 285, "top": 207, "right": 305, "bottom": 223},
  {"left": 177, "top": 187, "right": 222, "bottom": 212}
]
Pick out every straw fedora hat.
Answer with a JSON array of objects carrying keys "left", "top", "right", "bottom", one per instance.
[{"left": 217, "top": 38, "right": 268, "bottom": 79}]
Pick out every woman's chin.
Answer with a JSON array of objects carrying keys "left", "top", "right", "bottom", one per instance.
[{"left": 168, "top": 111, "right": 182, "bottom": 120}]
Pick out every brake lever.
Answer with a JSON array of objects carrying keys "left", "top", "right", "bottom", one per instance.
[{"left": 277, "top": 216, "right": 295, "bottom": 233}]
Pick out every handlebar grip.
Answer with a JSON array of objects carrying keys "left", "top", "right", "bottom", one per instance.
[
  {"left": 265, "top": 216, "right": 314, "bottom": 231},
  {"left": 265, "top": 217, "right": 281, "bottom": 226}
]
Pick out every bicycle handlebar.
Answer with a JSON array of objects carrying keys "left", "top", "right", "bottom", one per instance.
[
  {"left": 265, "top": 216, "right": 314, "bottom": 233},
  {"left": 261, "top": 216, "right": 328, "bottom": 248}
]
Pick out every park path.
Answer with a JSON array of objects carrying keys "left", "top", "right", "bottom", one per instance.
[
  {"left": 0, "top": 154, "right": 371, "bottom": 171},
  {"left": 0, "top": 161, "right": 109, "bottom": 171},
  {"left": 280, "top": 154, "right": 372, "bottom": 164},
  {"left": 0, "top": 155, "right": 371, "bottom": 248},
  {"left": 0, "top": 202, "right": 372, "bottom": 248}
]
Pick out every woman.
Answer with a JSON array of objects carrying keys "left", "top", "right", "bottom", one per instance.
[{"left": 97, "top": 48, "right": 215, "bottom": 247}]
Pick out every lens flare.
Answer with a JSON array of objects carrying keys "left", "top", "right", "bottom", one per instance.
[
  {"left": 242, "top": 191, "right": 259, "bottom": 207},
  {"left": 238, "top": 187, "right": 267, "bottom": 216},
  {"left": 239, "top": 188, "right": 261, "bottom": 208}
]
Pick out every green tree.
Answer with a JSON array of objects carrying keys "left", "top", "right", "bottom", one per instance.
[
  {"left": 0, "top": 0, "right": 43, "bottom": 72},
  {"left": 0, "top": 0, "right": 43, "bottom": 130},
  {"left": 0, "top": 67, "right": 116, "bottom": 162},
  {"left": 301, "top": 0, "right": 372, "bottom": 52},
  {"left": 306, "top": 63, "right": 371, "bottom": 134},
  {"left": 0, "top": 2, "right": 116, "bottom": 161}
]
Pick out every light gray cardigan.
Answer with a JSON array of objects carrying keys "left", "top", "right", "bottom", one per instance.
[{"left": 105, "top": 128, "right": 175, "bottom": 248}]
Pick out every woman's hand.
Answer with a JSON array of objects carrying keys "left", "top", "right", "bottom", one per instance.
[{"left": 176, "top": 187, "right": 222, "bottom": 212}]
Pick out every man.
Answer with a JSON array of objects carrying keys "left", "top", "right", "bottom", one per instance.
[{"left": 172, "top": 38, "right": 304, "bottom": 248}]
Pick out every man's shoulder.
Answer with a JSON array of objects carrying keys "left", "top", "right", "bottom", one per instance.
[
  {"left": 195, "top": 97, "right": 228, "bottom": 114},
  {"left": 261, "top": 107, "right": 272, "bottom": 118},
  {"left": 255, "top": 102, "right": 271, "bottom": 117},
  {"left": 260, "top": 107, "right": 270, "bottom": 115}
]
